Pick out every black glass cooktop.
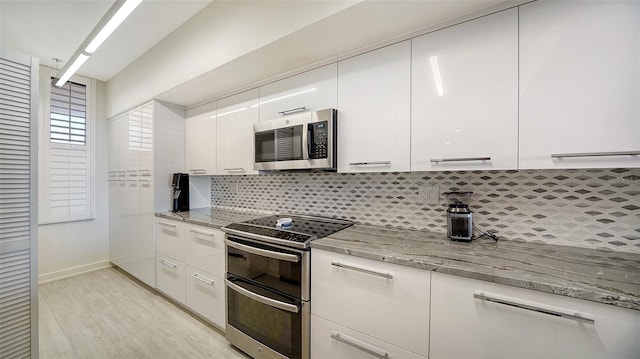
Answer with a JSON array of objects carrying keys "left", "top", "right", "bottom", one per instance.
[{"left": 222, "top": 214, "right": 353, "bottom": 248}]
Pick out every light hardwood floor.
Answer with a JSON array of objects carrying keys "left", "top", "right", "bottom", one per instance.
[{"left": 39, "top": 267, "right": 249, "bottom": 359}]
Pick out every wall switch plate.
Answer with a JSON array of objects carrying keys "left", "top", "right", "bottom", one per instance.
[{"left": 419, "top": 185, "right": 439, "bottom": 205}]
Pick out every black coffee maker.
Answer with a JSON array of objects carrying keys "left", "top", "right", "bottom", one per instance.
[{"left": 171, "top": 173, "right": 189, "bottom": 212}]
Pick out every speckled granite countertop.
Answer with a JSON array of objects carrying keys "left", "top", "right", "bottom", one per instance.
[
  {"left": 312, "top": 224, "right": 640, "bottom": 311},
  {"left": 156, "top": 209, "right": 640, "bottom": 311},
  {"left": 155, "top": 207, "right": 268, "bottom": 228}
]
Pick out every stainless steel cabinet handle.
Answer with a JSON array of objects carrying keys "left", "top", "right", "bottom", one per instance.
[
  {"left": 191, "top": 273, "right": 215, "bottom": 285},
  {"left": 331, "top": 261, "right": 393, "bottom": 279},
  {"left": 138, "top": 169, "right": 151, "bottom": 176},
  {"left": 157, "top": 221, "right": 177, "bottom": 228},
  {"left": 551, "top": 151, "right": 640, "bottom": 159},
  {"left": 190, "top": 169, "right": 207, "bottom": 174},
  {"left": 330, "top": 332, "right": 390, "bottom": 359},
  {"left": 430, "top": 157, "right": 491, "bottom": 163},
  {"left": 223, "top": 168, "right": 245, "bottom": 172},
  {"left": 118, "top": 171, "right": 126, "bottom": 177},
  {"left": 348, "top": 161, "right": 391, "bottom": 166},
  {"left": 225, "top": 279, "right": 299, "bottom": 313},
  {"left": 190, "top": 229, "right": 215, "bottom": 237},
  {"left": 158, "top": 259, "right": 177, "bottom": 269},
  {"left": 127, "top": 169, "right": 138, "bottom": 176},
  {"left": 278, "top": 106, "right": 306, "bottom": 115},
  {"left": 225, "top": 239, "right": 299, "bottom": 262},
  {"left": 473, "top": 291, "right": 595, "bottom": 325}
]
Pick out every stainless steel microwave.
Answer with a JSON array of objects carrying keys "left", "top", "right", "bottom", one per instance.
[{"left": 254, "top": 108, "right": 337, "bottom": 171}]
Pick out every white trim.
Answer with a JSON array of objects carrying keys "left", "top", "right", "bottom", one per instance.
[{"left": 38, "top": 260, "right": 113, "bottom": 285}]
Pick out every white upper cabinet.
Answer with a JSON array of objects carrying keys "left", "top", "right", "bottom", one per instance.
[
  {"left": 185, "top": 108, "right": 217, "bottom": 176},
  {"left": 338, "top": 41, "right": 411, "bottom": 173},
  {"left": 411, "top": 9, "right": 518, "bottom": 171},
  {"left": 519, "top": 1, "right": 640, "bottom": 169},
  {"left": 216, "top": 89, "right": 259, "bottom": 175},
  {"left": 258, "top": 63, "right": 337, "bottom": 122}
]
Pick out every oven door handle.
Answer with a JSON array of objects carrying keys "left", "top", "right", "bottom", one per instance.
[
  {"left": 225, "top": 279, "right": 300, "bottom": 313},
  {"left": 224, "top": 239, "right": 300, "bottom": 262}
]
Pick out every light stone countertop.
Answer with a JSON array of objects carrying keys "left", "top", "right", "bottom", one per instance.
[
  {"left": 155, "top": 208, "right": 640, "bottom": 311},
  {"left": 312, "top": 224, "right": 640, "bottom": 311}
]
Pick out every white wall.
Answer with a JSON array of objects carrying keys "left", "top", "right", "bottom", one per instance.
[{"left": 38, "top": 70, "right": 110, "bottom": 283}]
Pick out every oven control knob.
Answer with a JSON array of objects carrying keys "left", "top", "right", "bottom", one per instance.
[{"left": 257, "top": 347, "right": 263, "bottom": 355}]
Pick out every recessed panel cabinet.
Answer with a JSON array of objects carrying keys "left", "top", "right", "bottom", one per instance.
[
  {"left": 258, "top": 63, "right": 337, "bottom": 121},
  {"left": 430, "top": 272, "right": 640, "bottom": 359},
  {"left": 338, "top": 41, "right": 411, "bottom": 173},
  {"left": 216, "top": 89, "right": 259, "bottom": 175},
  {"left": 411, "top": 8, "right": 518, "bottom": 171},
  {"left": 519, "top": 1, "right": 640, "bottom": 169}
]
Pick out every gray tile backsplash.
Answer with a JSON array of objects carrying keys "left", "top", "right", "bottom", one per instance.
[{"left": 211, "top": 168, "right": 640, "bottom": 253}]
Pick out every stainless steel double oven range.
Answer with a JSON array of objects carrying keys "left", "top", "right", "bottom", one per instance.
[{"left": 222, "top": 214, "right": 353, "bottom": 359}]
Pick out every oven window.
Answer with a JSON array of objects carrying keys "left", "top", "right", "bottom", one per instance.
[
  {"left": 227, "top": 238, "right": 303, "bottom": 299},
  {"left": 227, "top": 279, "right": 302, "bottom": 359}
]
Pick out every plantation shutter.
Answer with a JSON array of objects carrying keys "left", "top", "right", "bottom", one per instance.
[
  {"left": 0, "top": 49, "right": 39, "bottom": 358},
  {"left": 39, "top": 78, "right": 91, "bottom": 223}
]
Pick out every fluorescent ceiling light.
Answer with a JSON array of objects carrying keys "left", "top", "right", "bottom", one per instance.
[
  {"left": 55, "top": 54, "right": 89, "bottom": 87},
  {"left": 85, "top": 0, "right": 143, "bottom": 54},
  {"left": 429, "top": 56, "right": 444, "bottom": 97},
  {"left": 54, "top": 0, "right": 142, "bottom": 87}
]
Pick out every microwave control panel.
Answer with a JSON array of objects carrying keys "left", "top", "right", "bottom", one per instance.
[{"left": 309, "top": 121, "right": 328, "bottom": 159}]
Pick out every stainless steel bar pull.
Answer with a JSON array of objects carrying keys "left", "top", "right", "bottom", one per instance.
[
  {"left": 551, "top": 151, "right": 640, "bottom": 159},
  {"left": 473, "top": 291, "right": 595, "bottom": 324},
  {"left": 348, "top": 161, "right": 392, "bottom": 166},
  {"left": 158, "top": 259, "right": 177, "bottom": 269},
  {"left": 330, "top": 332, "right": 390, "bottom": 359},
  {"left": 278, "top": 106, "right": 306, "bottom": 115},
  {"left": 190, "top": 169, "right": 207, "bottom": 174},
  {"left": 223, "top": 168, "right": 245, "bottom": 172},
  {"left": 430, "top": 157, "right": 491, "bottom": 163},
  {"left": 225, "top": 239, "right": 300, "bottom": 262},
  {"left": 331, "top": 261, "right": 393, "bottom": 279},
  {"left": 191, "top": 273, "right": 215, "bottom": 285},
  {"left": 157, "top": 221, "right": 177, "bottom": 228}
]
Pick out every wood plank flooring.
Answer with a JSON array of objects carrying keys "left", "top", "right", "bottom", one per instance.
[{"left": 39, "top": 267, "right": 249, "bottom": 359}]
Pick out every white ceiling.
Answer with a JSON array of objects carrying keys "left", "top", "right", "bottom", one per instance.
[{"left": 0, "top": 0, "right": 210, "bottom": 81}]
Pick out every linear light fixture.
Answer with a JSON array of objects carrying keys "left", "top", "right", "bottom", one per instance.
[{"left": 55, "top": 0, "right": 142, "bottom": 87}]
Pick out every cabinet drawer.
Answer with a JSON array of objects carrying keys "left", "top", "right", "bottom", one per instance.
[
  {"left": 185, "top": 224, "right": 225, "bottom": 277},
  {"left": 311, "top": 249, "right": 430, "bottom": 357},
  {"left": 155, "top": 219, "right": 186, "bottom": 262},
  {"left": 156, "top": 255, "right": 185, "bottom": 304},
  {"left": 185, "top": 266, "right": 225, "bottom": 330},
  {"left": 311, "top": 314, "right": 425, "bottom": 359},
  {"left": 430, "top": 272, "right": 640, "bottom": 359}
]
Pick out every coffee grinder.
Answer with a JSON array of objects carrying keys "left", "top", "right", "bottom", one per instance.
[
  {"left": 171, "top": 173, "right": 189, "bottom": 212},
  {"left": 443, "top": 191, "right": 473, "bottom": 241}
]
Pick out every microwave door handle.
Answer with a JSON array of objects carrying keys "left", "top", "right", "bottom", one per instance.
[{"left": 303, "top": 123, "right": 310, "bottom": 160}]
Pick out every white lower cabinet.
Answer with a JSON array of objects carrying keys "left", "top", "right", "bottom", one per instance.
[
  {"left": 185, "top": 266, "right": 225, "bottom": 329},
  {"left": 155, "top": 219, "right": 186, "bottom": 263},
  {"left": 311, "top": 249, "right": 430, "bottom": 357},
  {"left": 185, "top": 224, "right": 225, "bottom": 277},
  {"left": 156, "top": 254, "right": 186, "bottom": 304},
  {"left": 430, "top": 272, "right": 640, "bottom": 359},
  {"left": 311, "top": 314, "right": 425, "bottom": 359}
]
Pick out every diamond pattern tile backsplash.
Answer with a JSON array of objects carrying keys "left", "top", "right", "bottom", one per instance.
[{"left": 211, "top": 168, "right": 640, "bottom": 253}]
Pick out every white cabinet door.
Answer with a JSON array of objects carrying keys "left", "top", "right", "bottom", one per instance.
[
  {"left": 216, "top": 89, "right": 259, "bottom": 175},
  {"left": 155, "top": 219, "right": 186, "bottom": 262},
  {"left": 519, "top": 1, "right": 640, "bottom": 169},
  {"left": 185, "top": 109, "right": 217, "bottom": 176},
  {"left": 311, "top": 249, "right": 430, "bottom": 357},
  {"left": 411, "top": 9, "right": 518, "bottom": 171},
  {"left": 156, "top": 254, "right": 186, "bottom": 304},
  {"left": 311, "top": 314, "right": 426, "bottom": 359},
  {"left": 185, "top": 224, "right": 225, "bottom": 278},
  {"left": 258, "top": 63, "right": 337, "bottom": 121},
  {"left": 430, "top": 272, "right": 640, "bottom": 359},
  {"left": 338, "top": 41, "right": 411, "bottom": 173},
  {"left": 185, "top": 266, "right": 225, "bottom": 330}
]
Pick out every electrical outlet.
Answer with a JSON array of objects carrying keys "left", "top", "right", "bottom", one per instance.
[{"left": 419, "top": 185, "right": 439, "bottom": 205}]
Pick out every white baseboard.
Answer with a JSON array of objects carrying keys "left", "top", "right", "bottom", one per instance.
[{"left": 38, "top": 260, "right": 113, "bottom": 285}]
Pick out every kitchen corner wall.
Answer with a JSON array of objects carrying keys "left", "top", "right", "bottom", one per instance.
[{"left": 211, "top": 168, "right": 640, "bottom": 254}]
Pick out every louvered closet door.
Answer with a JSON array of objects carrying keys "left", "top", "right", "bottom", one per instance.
[{"left": 0, "top": 50, "right": 39, "bottom": 358}]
